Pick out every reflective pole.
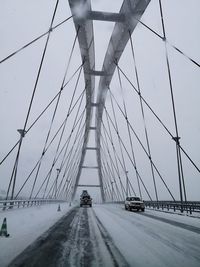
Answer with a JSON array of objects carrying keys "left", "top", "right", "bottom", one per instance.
[
  {"left": 55, "top": 168, "right": 60, "bottom": 199},
  {"left": 111, "top": 181, "right": 114, "bottom": 202},
  {"left": 125, "top": 171, "right": 129, "bottom": 198},
  {"left": 10, "top": 129, "right": 26, "bottom": 201}
]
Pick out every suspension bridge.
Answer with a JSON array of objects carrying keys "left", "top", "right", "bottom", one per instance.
[{"left": 0, "top": 0, "right": 200, "bottom": 266}]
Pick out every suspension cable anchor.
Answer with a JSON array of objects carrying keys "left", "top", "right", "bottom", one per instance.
[
  {"left": 17, "top": 129, "right": 26, "bottom": 138},
  {"left": 172, "top": 136, "right": 181, "bottom": 144}
]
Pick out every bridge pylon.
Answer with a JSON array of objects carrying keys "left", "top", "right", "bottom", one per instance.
[{"left": 69, "top": 0, "right": 151, "bottom": 203}]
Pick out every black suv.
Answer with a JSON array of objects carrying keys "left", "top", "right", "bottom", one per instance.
[{"left": 80, "top": 190, "right": 92, "bottom": 207}]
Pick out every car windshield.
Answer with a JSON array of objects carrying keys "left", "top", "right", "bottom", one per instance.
[{"left": 129, "top": 197, "right": 141, "bottom": 201}]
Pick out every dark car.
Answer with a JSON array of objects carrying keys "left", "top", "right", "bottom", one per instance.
[{"left": 80, "top": 191, "right": 92, "bottom": 207}]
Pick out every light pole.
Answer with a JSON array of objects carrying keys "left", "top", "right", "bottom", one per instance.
[
  {"left": 55, "top": 168, "right": 60, "bottom": 199},
  {"left": 104, "top": 186, "right": 107, "bottom": 202},
  {"left": 111, "top": 181, "right": 114, "bottom": 202},
  {"left": 125, "top": 171, "right": 129, "bottom": 198},
  {"left": 10, "top": 129, "right": 26, "bottom": 201}
]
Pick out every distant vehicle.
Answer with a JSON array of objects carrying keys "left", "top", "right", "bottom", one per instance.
[
  {"left": 81, "top": 190, "right": 89, "bottom": 197},
  {"left": 125, "top": 196, "right": 145, "bottom": 211},
  {"left": 80, "top": 190, "right": 92, "bottom": 207}
]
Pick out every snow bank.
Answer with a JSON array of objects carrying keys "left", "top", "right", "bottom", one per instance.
[{"left": 0, "top": 202, "right": 73, "bottom": 267}]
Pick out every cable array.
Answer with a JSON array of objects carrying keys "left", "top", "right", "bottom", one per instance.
[{"left": 0, "top": 0, "right": 199, "bottom": 204}]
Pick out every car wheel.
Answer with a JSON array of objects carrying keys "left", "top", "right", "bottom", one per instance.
[
  {"left": 128, "top": 205, "right": 131, "bottom": 211},
  {"left": 125, "top": 205, "right": 127, "bottom": 210},
  {"left": 141, "top": 208, "right": 145, "bottom": 212}
]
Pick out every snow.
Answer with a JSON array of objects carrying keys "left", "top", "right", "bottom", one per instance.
[
  {"left": 145, "top": 207, "right": 200, "bottom": 228},
  {"left": 0, "top": 202, "right": 73, "bottom": 267},
  {"left": 93, "top": 204, "right": 200, "bottom": 267},
  {"left": 0, "top": 203, "right": 200, "bottom": 267}
]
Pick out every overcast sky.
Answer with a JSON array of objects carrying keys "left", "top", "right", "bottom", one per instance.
[{"left": 0, "top": 0, "right": 200, "bottom": 201}]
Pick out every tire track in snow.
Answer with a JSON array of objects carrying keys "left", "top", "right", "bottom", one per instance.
[
  {"left": 138, "top": 212, "right": 200, "bottom": 234},
  {"left": 59, "top": 207, "right": 129, "bottom": 267},
  {"left": 8, "top": 207, "right": 79, "bottom": 267},
  {"left": 58, "top": 207, "right": 94, "bottom": 267},
  {"left": 98, "top": 206, "right": 200, "bottom": 262},
  {"left": 8, "top": 205, "right": 129, "bottom": 267},
  {"left": 91, "top": 209, "right": 129, "bottom": 267}
]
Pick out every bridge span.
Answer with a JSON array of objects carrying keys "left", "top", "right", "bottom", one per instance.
[
  {"left": 0, "top": 0, "right": 200, "bottom": 266},
  {"left": 1, "top": 0, "right": 200, "bottom": 207},
  {"left": 0, "top": 203, "right": 200, "bottom": 267}
]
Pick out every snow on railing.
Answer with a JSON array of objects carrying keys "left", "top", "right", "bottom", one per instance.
[
  {"left": 144, "top": 201, "right": 200, "bottom": 214},
  {"left": 105, "top": 200, "right": 200, "bottom": 214},
  {"left": 0, "top": 199, "right": 66, "bottom": 211}
]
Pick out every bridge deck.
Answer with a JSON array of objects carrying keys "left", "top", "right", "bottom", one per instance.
[{"left": 1, "top": 203, "right": 200, "bottom": 267}]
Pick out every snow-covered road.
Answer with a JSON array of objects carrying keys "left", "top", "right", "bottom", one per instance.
[
  {"left": 7, "top": 207, "right": 128, "bottom": 267},
  {"left": 1, "top": 204, "right": 200, "bottom": 267},
  {"left": 94, "top": 205, "right": 200, "bottom": 267}
]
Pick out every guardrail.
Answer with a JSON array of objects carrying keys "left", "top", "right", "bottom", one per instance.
[
  {"left": 0, "top": 199, "right": 66, "bottom": 211},
  {"left": 144, "top": 201, "right": 200, "bottom": 214},
  {"left": 106, "top": 200, "right": 200, "bottom": 214}
]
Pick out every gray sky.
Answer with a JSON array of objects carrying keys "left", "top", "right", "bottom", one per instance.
[{"left": 0, "top": 0, "right": 200, "bottom": 201}]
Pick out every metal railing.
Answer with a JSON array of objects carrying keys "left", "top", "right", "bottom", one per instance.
[
  {"left": 144, "top": 201, "right": 200, "bottom": 214},
  {"left": 105, "top": 200, "right": 200, "bottom": 215},
  {"left": 0, "top": 199, "right": 66, "bottom": 211}
]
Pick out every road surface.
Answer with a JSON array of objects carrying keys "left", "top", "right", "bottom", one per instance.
[{"left": 8, "top": 205, "right": 200, "bottom": 267}]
